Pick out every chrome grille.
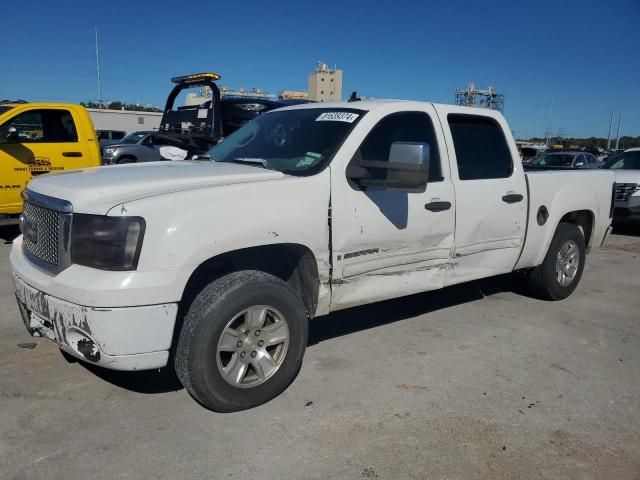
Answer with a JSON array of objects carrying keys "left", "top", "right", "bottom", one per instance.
[
  {"left": 615, "top": 183, "right": 639, "bottom": 202},
  {"left": 22, "top": 202, "right": 60, "bottom": 266}
]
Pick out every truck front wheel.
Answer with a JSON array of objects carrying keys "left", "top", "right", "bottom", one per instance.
[
  {"left": 175, "top": 270, "right": 308, "bottom": 412},
  {"left": 527, "top": 222, "right": 586, "bottom": 300}
]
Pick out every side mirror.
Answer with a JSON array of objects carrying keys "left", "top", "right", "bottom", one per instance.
[
  {"left": 0, "top": 126, "right": 19, "bottom": 143},
  {"left": 348, "top": 142, "right": 430, "bottom": 193},
  {"left": 575, "top": 161, "right": 585, "bottom": 168}
]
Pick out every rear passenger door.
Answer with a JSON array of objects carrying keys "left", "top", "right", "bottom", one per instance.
[{"left": 440, "top": 111, "right": 528, "bottom": 285}]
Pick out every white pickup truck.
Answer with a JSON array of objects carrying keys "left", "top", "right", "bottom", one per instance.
[{"left": 11, "top": 100, "right": 615, "bottom": 411}]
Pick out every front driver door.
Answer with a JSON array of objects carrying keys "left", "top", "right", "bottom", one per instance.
[
  {"left": 0, "top": 108, "right": 83, "bottom": 214},
  {"left": 330, "top": 107, "right": 455, "bottom": 310}
]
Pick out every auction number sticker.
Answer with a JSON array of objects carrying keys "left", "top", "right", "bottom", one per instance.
[{"left": 316, "top": 112, "right": 359, "bottom": 123}]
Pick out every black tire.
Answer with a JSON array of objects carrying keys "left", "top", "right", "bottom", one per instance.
[
  {"left": 116, "top": 156, "right": 136, "bottom": 164},
  {"left": 175, "top": 270, "right": 308, "bottom": 412},
  {"left": 527, "top": 222, "right": 586, "bottom": 300}
]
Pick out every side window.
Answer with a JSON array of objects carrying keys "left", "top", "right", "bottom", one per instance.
[
  {"left": 448, "top": 114, "right": 513, "bottom": 180},
  {"left": 587, "top": 154, "right": 598, "bottom": 167},
  {"left": 355, "top": 111, "right": 443, "bottom": 182},
  {"left": 3, "top": 109, "right": 78, "bottom": 143},
  {"left": 575, "top": 154, "right": 586, "bottom": 167}
]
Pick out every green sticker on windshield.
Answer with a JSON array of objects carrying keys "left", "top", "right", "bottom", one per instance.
[{"left": 296, "top": 152, "right": 323, "bottom": 168}]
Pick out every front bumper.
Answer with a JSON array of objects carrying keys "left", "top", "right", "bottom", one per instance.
[
  {"left": 101, "top": 151, "right": 116, "bottom": 165},
  {"left": 13, "top": 274, "right": 178, "bottom": 371}
]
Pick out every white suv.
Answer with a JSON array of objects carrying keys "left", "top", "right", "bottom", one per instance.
[{"left": 604, "top": 148, "right": 640, "bottom": 223}]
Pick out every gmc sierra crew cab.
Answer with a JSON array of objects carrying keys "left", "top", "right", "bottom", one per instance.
[{"left": 11, "top": 100, "right": 614, "bottom": 412}]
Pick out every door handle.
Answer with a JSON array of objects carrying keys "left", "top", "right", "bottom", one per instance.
[
  {"left": 425, "top": 201, "right": 452, "bottom": 212},
  {"left": 62, "top": 151, "right": 83, "bottom": 157},
  {"left": 502, "top": 193, "right": 523, "bottom": 204}
]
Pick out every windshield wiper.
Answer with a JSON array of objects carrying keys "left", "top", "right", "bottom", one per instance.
[{"left": 216, "top": 157, "right": 272, "bottom": 169}]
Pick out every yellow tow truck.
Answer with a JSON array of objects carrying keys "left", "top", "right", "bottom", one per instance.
[{"left": 0, "top": 102, "right": 101, "bottom": 225}]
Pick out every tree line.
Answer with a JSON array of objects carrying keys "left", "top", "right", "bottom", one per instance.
[{"left": 80, "top": 101, "right": 162, "bottom": 112}]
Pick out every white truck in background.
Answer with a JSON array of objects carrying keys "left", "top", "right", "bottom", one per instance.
[
  {"left": 11, "top": 100, "right": 614, "bottom": 412},
  {"left": 602, "top": 148, "right": 640, "bottom": 224}
]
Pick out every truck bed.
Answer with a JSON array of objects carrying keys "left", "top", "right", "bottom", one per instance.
[{"left": 516, "top": 169, "right": 614, "bottom": 270}]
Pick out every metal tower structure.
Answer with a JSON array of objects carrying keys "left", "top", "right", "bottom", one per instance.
[{"left": 455, "top": 82, "right": 504, "bottom": 112}]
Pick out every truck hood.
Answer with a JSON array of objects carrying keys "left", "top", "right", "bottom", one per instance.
[{"left": 28, "top": 161, "right": 286, "bottom": 214}]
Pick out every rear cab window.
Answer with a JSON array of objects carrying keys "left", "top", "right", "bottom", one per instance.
[{"left": 448, "top": 114, "right": 513, "bottom": 180}]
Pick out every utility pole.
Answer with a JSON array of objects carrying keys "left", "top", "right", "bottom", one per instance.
[
  {"left": 614, "top": 111, "right": 622, "bottom": 150},
  {"left": 606, "top": 110, "right": 613, "bottom": 149},
  {"left": 95, "top": 27, "right": 102, "bottom": 108}
]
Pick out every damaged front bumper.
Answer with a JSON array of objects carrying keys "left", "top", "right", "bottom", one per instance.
[{"left": 13, "top": 274, "right": 178, "bottom": 371}]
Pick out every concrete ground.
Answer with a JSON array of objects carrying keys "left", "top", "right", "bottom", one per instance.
[{"left": 1, "top": 225, "right": 639, "bottom": 480}]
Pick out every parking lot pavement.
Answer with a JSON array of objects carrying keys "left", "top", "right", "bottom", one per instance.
[{"left": 1, "top": 225, "right": 639, "bottom": 480}]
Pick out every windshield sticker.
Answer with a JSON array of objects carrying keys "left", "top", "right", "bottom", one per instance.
[
  {"left": 296, "top": 152, "right": 323, "bottom": 168},
  {"left": 316, "top": 112, "right": 359, "bottom": 123}
]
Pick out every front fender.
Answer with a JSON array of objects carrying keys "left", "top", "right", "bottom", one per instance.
[{"left": 108, "top": 168, "right": 331, "bottom": 282}]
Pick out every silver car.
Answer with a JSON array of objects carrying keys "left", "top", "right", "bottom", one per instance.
[
  {"left": 101, "top": 131, "right": 162, "bottom": 165},
  {"left": 529, "top": 151, "right": 602, "bottom": 169}
]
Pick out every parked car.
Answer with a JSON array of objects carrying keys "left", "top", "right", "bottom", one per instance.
[
  {"left": 527, "top": 151, "right": 601, "bottom": 169},
  {"left": 602, "top": 148, "right": 640, "bottom": 223},
  {"left": 0, "top": 102, "right": 101, "bottom": 225},
  {"left": 101, "top": 130, "right": 159, "bottom": 164},
  {"left": 12, "top": 100, "right": 614, "bottom": 411},
  {"left": 97, "top": 129, "right": 126, "bottom": 145}
]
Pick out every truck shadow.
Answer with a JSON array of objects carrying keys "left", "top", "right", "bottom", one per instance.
[
  {"left": 79, "top": 273, "right": 525, "bottom": 395},
  {"left": 612, "top": 224, "right": 640, "bottom": 237},
  {"left": 0, "top": 225, "right": 20, "bottom": 244},
  {"left": 80, "top": 362, "right": 184, "bottom": 394},
  {"left": 308, "top": 273, "right": 525, "bottom": 346}
]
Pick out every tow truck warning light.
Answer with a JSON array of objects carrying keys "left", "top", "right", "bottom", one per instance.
[{"left": 171, "top": 73, "right": 221, "bottom": 84}]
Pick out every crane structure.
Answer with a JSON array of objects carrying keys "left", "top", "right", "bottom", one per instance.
[{"left": 455, "top": 82, "right": 504, "bottom": 112}]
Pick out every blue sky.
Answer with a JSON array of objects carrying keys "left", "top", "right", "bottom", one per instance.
[{"left": 1, "top": 0, "right": 638, "bottom": 139}]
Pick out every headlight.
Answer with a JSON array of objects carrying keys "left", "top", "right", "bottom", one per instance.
[
  {"left": 71, "top": 214, "right": 145, "bottom": 271},
  {"left": 104, "top": 147, "right": 116, "bottom": 154}
]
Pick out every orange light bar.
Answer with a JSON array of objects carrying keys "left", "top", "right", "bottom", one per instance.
[{"left": 171, "top": 72, "right": 221, "bottom": 84}]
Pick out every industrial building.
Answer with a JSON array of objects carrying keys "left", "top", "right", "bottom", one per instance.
[
  {"left": 307, "top": 62, "right": 342, "bottom": 102},
  {"left": 278, "top": 90, "right": 308, "bottom": 100},
  {"left": 87, "top": 108, "right": 162, "bottom": 133}
]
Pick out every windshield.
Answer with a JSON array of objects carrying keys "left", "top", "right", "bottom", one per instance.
[
  {"left": 120, "top": 131, "right": 149, "bottom": 144},
  {"left": 604, "top": 150, "right": 640, "bottom": 170},
  {"left": 209, "top": 108, "right": 364, "bottom": 174},
  {"left": 0, "top": 106, "right": 14, "bottom": 116},
  {"left": 532, "top": 153, "right": 576, "bottom": 167}
]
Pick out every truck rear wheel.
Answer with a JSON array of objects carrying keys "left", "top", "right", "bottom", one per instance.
[
  {"left": 175, "top": 270, "right": 308, "bottom": 412},
  {"left": 527, "top": 222, "right": 586, "bottom": 300}
]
